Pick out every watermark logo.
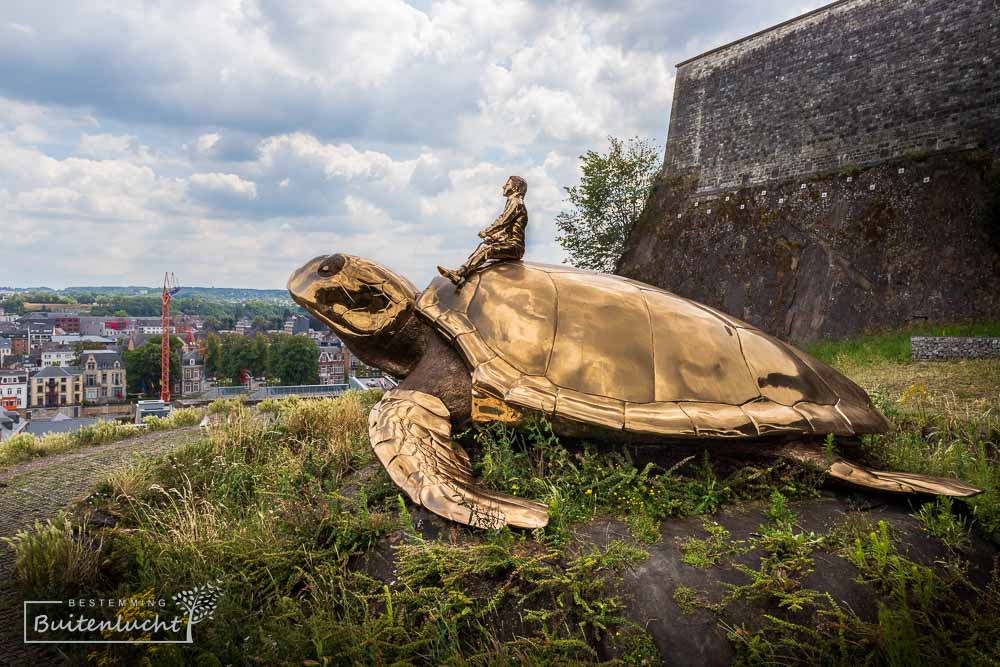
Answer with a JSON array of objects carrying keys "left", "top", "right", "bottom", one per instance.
[{"left": 24, "top": 582, "right": 222, "bottom": 644}]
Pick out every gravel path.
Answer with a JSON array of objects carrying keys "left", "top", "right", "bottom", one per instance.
[{"left": 0, "top": 427, "right": 202, "bottom": 666}]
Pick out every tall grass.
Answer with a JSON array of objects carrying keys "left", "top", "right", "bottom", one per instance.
[
  {"left": 862, "top": 388, "right": 1000, "bottom": 540},
  {"left": 0, "top": 407, "right": 207, "bottom": 469},
  {"left": 2, "top": 511, "right": 104, "bottom": 598}
]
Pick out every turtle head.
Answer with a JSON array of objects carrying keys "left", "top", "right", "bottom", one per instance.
[
  {"left": 288, "top": 254, "right": 418, "bottom": 339},
  {"left": 288, "top": 254, "right": 425, "bottom": 378}
]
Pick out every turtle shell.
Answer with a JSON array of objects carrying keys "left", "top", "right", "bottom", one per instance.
[{"left": 416, "top": 262, "right": 889, "bottom": 438}]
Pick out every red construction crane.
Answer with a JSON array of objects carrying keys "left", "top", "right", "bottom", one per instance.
[{"left": 160, "top": 272, "right": 181, "bottom": 402}]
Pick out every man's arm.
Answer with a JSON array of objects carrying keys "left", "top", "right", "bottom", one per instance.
[{"left": 479, "top": 198, "right": 521, "bottom": 239}]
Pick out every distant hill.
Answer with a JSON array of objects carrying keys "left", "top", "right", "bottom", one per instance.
[{"left": 66, "top": 286, "right": 291, "bottom": 302}]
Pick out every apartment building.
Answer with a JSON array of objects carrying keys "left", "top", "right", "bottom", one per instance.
[
  {"left": 29, "top": 366, "right": 83, "bottom": 408},
  {"left": 79, "top": 350, "right": 127, "bottom": 403},
  {"left": 0, "top": 370, "right": 27, "bottom": 410}
]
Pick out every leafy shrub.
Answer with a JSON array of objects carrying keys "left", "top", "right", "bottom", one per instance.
[
  {"left": 207, "top": 397, "right": 243, "bottom": 415},
  {"left": 76, "top": 420, "right": 140, "bottom": 447},
  {"left": 145, "top": 407, "right": 205, "bottom": 431}
]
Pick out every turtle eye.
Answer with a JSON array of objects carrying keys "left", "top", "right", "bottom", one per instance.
[{"left": 318, "top": 254, "right": 346, "bottom": 278}]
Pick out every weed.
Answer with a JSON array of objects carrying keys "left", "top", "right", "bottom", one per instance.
[
  {"left": 626, "top": 512, "right": 661, "bottom": 544},
  {"left": 104, "top": 459, "right": 153, "bottom": 502},
  {"left": 914, "top": 496, "right": 972, "bottom": 553},
  {"left": 673, "top": 585, "right": 702, "bottom": 614},
  {"left": 680, "top": 522, "right": 740, "bottom": 568}
]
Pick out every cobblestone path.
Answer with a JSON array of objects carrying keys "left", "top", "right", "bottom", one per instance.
[{"left": 0, "top": 427, "right": 202, "bottom": 666}]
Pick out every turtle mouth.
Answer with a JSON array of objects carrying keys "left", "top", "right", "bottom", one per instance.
[{"left": 316, "top": 283, "right": 397, "bottom": 336}]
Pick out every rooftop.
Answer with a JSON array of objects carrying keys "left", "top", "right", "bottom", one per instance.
[
  {"left": 25, "top": 416, "right": 100, "bottom": 437},
  {"left": 51, "top": 335, "right": 114, "bottom": 344},
  {"left": 32, "top": 366, "right": 81, "bottom": 378},
  {"left": 80, "top": 349, "right": 124, "bottom": 369}
]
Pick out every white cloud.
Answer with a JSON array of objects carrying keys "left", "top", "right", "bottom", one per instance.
[
  {"left": 194, "top": 132, "right": 221, "bottom": 154},
  {"left": 12, "top": 123, "right": 48, "bottom": 144},
  {"left": 189, "top": 172, "right": 259, "bottom": 201},
  {"left": 0, "top": 0, "right": 814, "bottom": 288},
  {"left": 78, "top": 132, "right": 137, "bottom": 158},
  {"left": 6, "top": 22, "right": 34, "bottom": 35}
]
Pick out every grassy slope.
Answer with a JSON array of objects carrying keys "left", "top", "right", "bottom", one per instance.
[{"left": 4, "top": 329, "right": 1000, "bottom": 665}]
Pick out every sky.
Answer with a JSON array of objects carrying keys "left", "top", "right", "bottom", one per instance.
[{"left": 0, "top": 0, "right": 821, "bottom": 289}]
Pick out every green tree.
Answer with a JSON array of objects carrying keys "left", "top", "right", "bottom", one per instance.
[
  {"left": 251, "top": 333, "right": 271, "bottom": 377},
  {"left": 0, "top": 294, "right": 25, "bottom": 315},
  {"left": 270, "top": 334, "right": 319, "bottom": 385},
  {"left": 71, "top": 291, "right": 96, "bottom": 304},
  {"left": 124, "top": 335, "right": 183, "bottom": 396},
  {"left": 218, "top": 334, "right": 256, "bottom": 384},
  {"left": 204, "top": 333, "right": 222, "bottom": 377},
  {"left": 555, "top": 136, "right": 661, "bottom": 272}
]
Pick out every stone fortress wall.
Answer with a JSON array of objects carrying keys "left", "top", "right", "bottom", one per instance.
[
  {"left": 619, "top": 0, "right": 1000, "bottom": 341},
  {"left": 664, "top": 0, "right": 999, "bottom": 195}
]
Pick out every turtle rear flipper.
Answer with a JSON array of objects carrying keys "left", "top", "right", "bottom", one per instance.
[
  {"left": 780, "top": 442, "right": 982, "bottom": 497},
  {"left": 369, "top": 389, "right": 549, "bottom": 529},
  {"left": 826, "top": 461, "right": 982, "bottom": 496}
]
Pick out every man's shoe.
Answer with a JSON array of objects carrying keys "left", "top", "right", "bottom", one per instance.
[{"left": 437, "top": 265, "right": 463, "bottom": 286}]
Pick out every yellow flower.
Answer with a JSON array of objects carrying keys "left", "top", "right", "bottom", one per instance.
[{"left": 585, "top": 489, "right": 593, "bottom": 495}]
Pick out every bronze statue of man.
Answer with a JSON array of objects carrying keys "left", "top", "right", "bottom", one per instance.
[{"left": 437, "top": 175, "right": 527, "bottom": 287}]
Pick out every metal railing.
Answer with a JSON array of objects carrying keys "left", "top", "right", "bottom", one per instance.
[
  {"left": 264, "top": 384, "right": 350, "bottom": 397},
  {"left": 193, "top": 383, "right": 352, "bottom": 401}
]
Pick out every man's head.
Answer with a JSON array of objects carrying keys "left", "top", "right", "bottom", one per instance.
[{"left": 503, "top": 175, "right": 527, "bottom": 198}]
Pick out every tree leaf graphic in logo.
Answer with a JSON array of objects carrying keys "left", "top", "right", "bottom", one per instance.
[{"left": 171, "top": 581, "right": 223, "bottom": 643}]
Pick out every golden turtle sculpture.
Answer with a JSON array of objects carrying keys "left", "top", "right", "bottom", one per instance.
[{"left": 288, "top": 255, "right": 980, "bottom": 529}]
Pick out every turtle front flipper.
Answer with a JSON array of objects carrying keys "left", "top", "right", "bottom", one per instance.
[
  {"left": 368, "top": 389, "right": 549, "bottom": 529},
  {"left": 779, "top": 442, "right": 982, "bottom": 497}
]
